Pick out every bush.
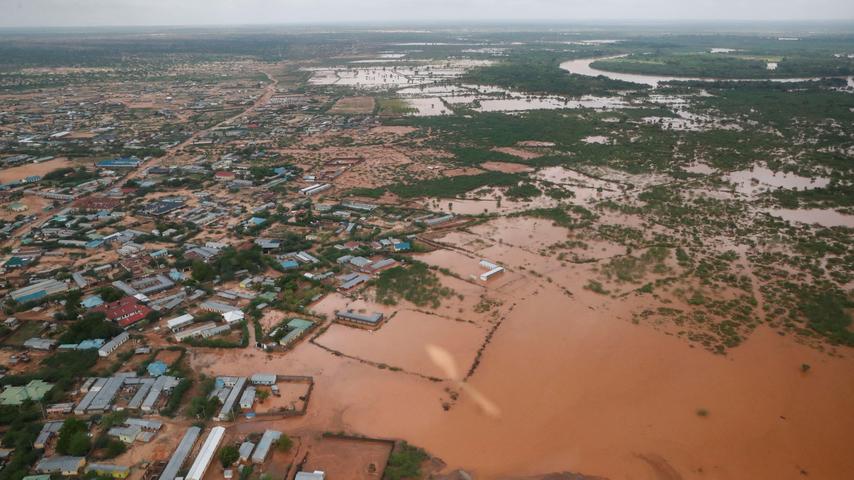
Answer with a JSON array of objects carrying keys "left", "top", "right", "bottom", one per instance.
[
  {"left": 57, "top": 418, "right": 90, "bottom": 455},
  {"left": 104, "top": 438, "right": 127, "bottom": 459},
  {"left": 274, "top": 434, "right": 292, "bottom": 452},
  {"left": 219, "top": 445, "right": 239, "bottom": 467},
  {"left": 375, "top": 263, "right": 454, "bottom": 309},
  {"left": 384, "top": 442, "right": 428, "bottom": 480}
]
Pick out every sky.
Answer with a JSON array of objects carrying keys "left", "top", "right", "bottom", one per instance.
[{"left": 1, "top": 0, "right": 853, "bottom": 27}]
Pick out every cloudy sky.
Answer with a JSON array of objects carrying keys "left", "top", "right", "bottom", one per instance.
[{"left": 1, "top": 0, "right": 853, "bottom": 27}]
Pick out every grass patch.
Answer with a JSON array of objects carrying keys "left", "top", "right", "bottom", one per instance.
[{"left": 375, "top": 263, "right": 455, "bottom": 309}]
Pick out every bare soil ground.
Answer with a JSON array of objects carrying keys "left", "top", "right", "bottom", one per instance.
[
  {"left": 480, "top": 161, "right": 534, "bottom": 173},
  {"left": 0, "top": 157, "right": 72, "bottom": 183},
  {"left": 300, "top": 437, "right": 392, "bottom": 480},
  {"left": 329, "top": 96, "right": 376, "bottom": 114}
]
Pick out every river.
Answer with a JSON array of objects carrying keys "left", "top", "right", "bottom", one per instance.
[{"left": 559, "top": 56, "right": 854, "bottom": 88}]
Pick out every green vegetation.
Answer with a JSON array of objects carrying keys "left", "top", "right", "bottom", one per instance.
[
  {"left": 186, "top": 377, "right": 219, "bottom": 420},
  {"left": 515, "top": 206, "right": 597, "bottom": 229},
  {"left": 219, "top": 445, "right": 240, "bottom": 467},
  {"left": 377, "top": 98, "right": 416, "bottom": 115},
  {"left": 0, "top": 402, "right": 42, "bottom": 480},
  {"left": 274, "top": 434, "right": 293, "bottom": 452},
  {"left": 161, "top": 378, "right": 192, "bottom": 417},
  {"left": 450, "top": 147, "right": 519, "bottom": 166},
  {"left": 389, "top": 171, "right": 520, "bottom": 199},
  {"left": 464, "top": 54, "right": 648, "bottom": 96},
  {"left": 384, "top": 442, "right": 428, "bottom": 480},
  {"left": 189, "top": 247, "right": 267, "bottom": 282},
  {"left": 375, "top": 263, "right": 455, "bottom": 309},
  {"left": 42, "top": 167, "right": 98, "bottom": 187},
  {"left": 57, "top": 418, "right": 91, "bottom": 456},
  {"left": 798, "top": 289, "right": 854, "bottom": 346},
  {"left": 59, "top": 313, "right": 123, "bottom": 344},
  {"left": 601, "top": 247, "right": 670, "bottom": 283}
]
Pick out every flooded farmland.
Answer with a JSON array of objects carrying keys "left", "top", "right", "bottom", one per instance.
[{"left": 3, "top": 21, "right": 853, "bottom": 480}]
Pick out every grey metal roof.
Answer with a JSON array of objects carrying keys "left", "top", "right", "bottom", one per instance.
[
  {"left": 336, "top": 310, "right": 383, "bottom": 325},
  {"left": 142, "top": 375, "right": 179, "bottom": 412},
  {"left": 127, "top": 378, "right": 154, "bottom": 410},
  {"left": 159, "top": 426, "right": 201, "bottom": 480},
  {"left": 295, "top": 472, "right": 325, "bottom": 480},
  {"left": 217, "top": 377, "right": 246, "bottom": 420},
  {"left": 88, "top": 376, "right": 125, "bottom": 412},
  {"left": 35, "top": 456, "right": 85, "bottom": 474},
  {"left": 250, "top": 373, "right": 276, "bottom": 385},
  {"left": 98, "top": 331, "right": 129, "bottom": 356},
  {"left": 251, "top": 430, "right": 282, "bottom": 464},
  {"left": 238, "top": 441, "right": 255, "bottom": 461}
]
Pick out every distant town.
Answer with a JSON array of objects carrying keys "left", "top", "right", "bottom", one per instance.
[{"left": 0, "top": 20, "right": 852, "bottom": 480}]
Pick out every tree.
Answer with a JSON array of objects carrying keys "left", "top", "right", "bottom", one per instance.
[
  {"left": 274, "top": 434, "right": 292, "bottom": 452},
  {"left": 67, "top": 431, "right": 91, "bottom": 456},
  {"left": 256, "top": 389, "right": 270, "bottom": 403},
  {"left": 187, "top": 396, "right": 220, "bottom": 420},
  {"left": 191, "top": 261, "right": 215, "bottom": 283},
  {"left": 105, "top": 439, "right": 127, "bottom": 458},
  {"left": 56, "top": 418, "right": 89, "bottom": 455},
  {"left": 219, "top": 445, "right": 239, "bottom": 468},
  {"left": 96, "top": 287, "right": 124, "bottom": 303}
]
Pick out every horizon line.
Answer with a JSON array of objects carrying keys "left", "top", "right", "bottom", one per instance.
[{"left": 2, "top": 18, "right": 854, "bottom": 30}]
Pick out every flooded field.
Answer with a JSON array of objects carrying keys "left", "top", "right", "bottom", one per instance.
[
  {"left": 766, "top": 208, "right": 854, "bottom": 228},
  {"left": 404, "top": 97, "right": 452, "bottom": 116},
  {"left": 306, "top": 60, "right": 492, "bottom": 90},
  {"left": 474, "top": 94, "right": 627, "bottom": 113},
  {"left": 315, "top": 309, "right": 485, "bottom": 379},
  {"left": 192, "top": 272, "right": 854, "bottom": 480},
  {"left": 726, "top": 166, "right": 830, "bottom": 196}
]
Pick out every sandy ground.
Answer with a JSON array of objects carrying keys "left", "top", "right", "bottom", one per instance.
[
  {"left": 300, "top": 437, "right": 391, "bottom": 480},
  {"left": 370, "top": 126, "right": 418, "bottom": 135},
  {"left": 0, "top": 157, "right": 72, "bottom": 183},
  {"left": 493, "top": 147, "right": 543, "bottom": 160},
  {"left": 480, "top": 161, "right": 534, "bottom": 173}
]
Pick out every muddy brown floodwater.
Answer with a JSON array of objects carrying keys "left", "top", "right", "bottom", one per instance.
[{"left": 191, "top": 218, "right": 854, "bottom": 480}]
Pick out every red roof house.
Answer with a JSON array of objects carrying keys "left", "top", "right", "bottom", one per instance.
[{"left": 94, "top": 296, "right": 152, "bottom": 328}]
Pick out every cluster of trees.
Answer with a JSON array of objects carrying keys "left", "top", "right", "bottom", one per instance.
[
  {"left": 58, "top": 312, "right": 122, "bottom": 344},
  {"left": 374, "top": 263, "right": 455, "bottom": 309},
  {"left": 57, "top": 418, "right": 91, "bottom": 456},
  {"left": 190, "top": 247, "right": 266, "bottom": 282},
  {"left": 463, "top": 54, "right": 647, "bottom": 97}
]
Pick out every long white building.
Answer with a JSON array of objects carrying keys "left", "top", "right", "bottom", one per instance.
[{"left": 186, "top": 426, "right": 225, "bottom": 480}]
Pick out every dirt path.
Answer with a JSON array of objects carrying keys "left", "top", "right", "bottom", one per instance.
[{"left": 128, "top": 69, "right": 280, "bottom": 179}]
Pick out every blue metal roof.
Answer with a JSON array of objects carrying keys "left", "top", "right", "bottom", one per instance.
[
  {"left": 280, "top": 259, "right": 299, "bottom": 269},
  {"left": 147, "top": 361, "right": 168, "bottom": 377},
  {"left": 82, "top": 295, "right": 104, "bottom": 308}
]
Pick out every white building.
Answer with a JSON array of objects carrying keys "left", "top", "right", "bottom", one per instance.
[
  {"left": 186, "top": 427, "right": 225, "bottom": 480},
  {"left": 98, "top": 332, "right": 130, "bottom": 358}
]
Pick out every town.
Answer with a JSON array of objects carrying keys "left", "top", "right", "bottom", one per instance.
[{"left": 0, "top": 14, "right": 853, "bottom": 480}]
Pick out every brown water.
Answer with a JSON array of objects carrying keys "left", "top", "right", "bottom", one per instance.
[
  {"left": 726, "top": 166, "right": 830, "bottom": 196},
  {"left": 765, "top": 208, "right": 854, "bottom": 228},
  {"left": 193, "top": 273, "right": 854, "bottom": 479},
  {"left": 189, "top": 211, "right": 854, "bottom": 480}
]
